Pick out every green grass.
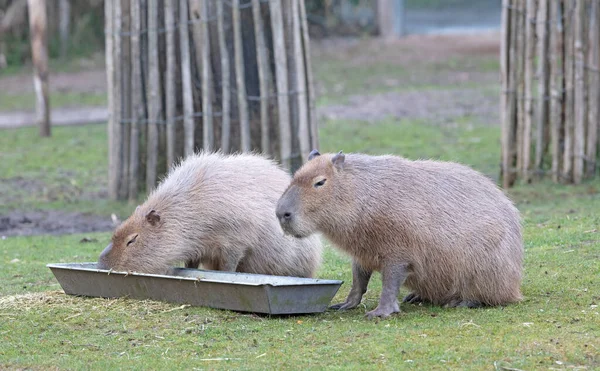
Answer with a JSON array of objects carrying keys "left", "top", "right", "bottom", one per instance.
[
  {"left": 0, "top": 124, "right": 133, "bottom": 217},
  {"left": 313, "top": 48, "right": 499, "bottom": 106},
  {"left": 0, "top": 91, "right": 107, "bottom": 112},
  {"left": 1, "top": 37, "right": 599, "bottom": 369},
  {"left": 1, "top": 116, "right": 599, "bottom": 369}
]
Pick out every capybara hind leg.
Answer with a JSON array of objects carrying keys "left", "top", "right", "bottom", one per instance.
[
  {"left": 402, "top": 292, "right": 427, "bottom": 305},
  {"left": 365, "top": 263, "right": 409, "bottom": 319},
  {"left": 330, "top": 260, "right": 372, "bottom": 310}
]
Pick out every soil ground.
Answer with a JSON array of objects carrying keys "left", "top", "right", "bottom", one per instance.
[{"left": 0, "top": 33, "right": 501, "bottom": 236}]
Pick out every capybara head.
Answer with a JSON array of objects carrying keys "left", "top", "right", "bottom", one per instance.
[
  {"left": 97, "top": 206, "right": 169, "bottom": 274},
  {"left": 276, "top": 150, "right": 346, "bottom": 238}
]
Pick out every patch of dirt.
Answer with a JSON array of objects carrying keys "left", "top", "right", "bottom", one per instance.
[
  {"left": 0, "top": 210, "right": 116, "bottom": 237},
  {"left": 312, "top": 32, "right": 500, "bottom": 65},
  {"left": 318, "top": 88, "right": 499, "bottom": 124}
]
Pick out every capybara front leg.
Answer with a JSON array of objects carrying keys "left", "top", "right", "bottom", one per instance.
[
  {"left": 330, "top": 260, "right": 372, "bottom": 310},
  {"left": 365, "top": 263, "right": 409, "bottom": 319}
]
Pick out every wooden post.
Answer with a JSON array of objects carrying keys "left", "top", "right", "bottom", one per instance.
[
  {"left": 119, "top": 0, "right": 131, "bottom": 200},
  {"left": 573, "top": 0, "right": 587, "bottom": 184},
  {"left": 232, "top": 0, "right": 251, "bottom": 152},
  {"left": 522, "top": 0, "right": 536, "bottom": 182},
  {"left": 216, "top": 0, "right": 231, "bottom": 153},
  {"left": 292, "top": 0, "right": 310, "bottom": 164},
  {"left": 252, "top": 0, "right": 271, "bottom": 155},
  {"left": 27, "top": 0, "right": 51, "bottom": 137},
  {"left": 500, "top": 0, "right": 512, "bottom": 187},
  {"left": 165, "top": 0, "right": 177, "bottom": 168},
  {"left": 269, "top": 0, "right": 292, "bottom": 169},
  {"left": 180, "top": 0, "right": 195, "bottom": 157},
  {"left": 298, "top": 0, "right": 319, "bottom": 150},
  {"left": 587, "top": 0, "right": 600, "bottom": 178},
  {"left": 58, "top": 0, "right": 70, "bottom": 58},
  {"left": 201, "top": 0, "right": 214, "bottom": 151},
  {"left": 378, "top": 0, "right": 405, "bottom": 39},
  {"left": 129, "top": 0, "right": 142, "bottom": 201},
  {"left": 549, "top": 0, "right": 563, "bottom": 182},
  {"left": 563, "top": 0, "right": 575, "bottom": 182},
  {"left": 105, "top": 0, "right": 116, "bottom": 199},
  {"left": 146, "top": 0, "right": 160, "bottom": 191},
  {"left": 535, "top": 0, "right": 549, "bottom": 178}
]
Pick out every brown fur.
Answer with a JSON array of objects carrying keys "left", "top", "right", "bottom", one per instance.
[
  {"left": 98, "top": 152, "right": 322, "bottom": 277},
  {"left": 276, "top": 151, "right": 523, "bottom": 318}
]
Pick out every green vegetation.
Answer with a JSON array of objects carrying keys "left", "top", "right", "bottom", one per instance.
[
  {"left": 0, "top": 124, "right": 133, "bottom": 217},
  {"left": 0, "top": 91, "right": 107, "bottom": 112},
  {"left": 1, "top": 115, "right": 599, "bottom": 369},
  {"left": 1, "top": 35, "right": 598, "bottom": 370}
]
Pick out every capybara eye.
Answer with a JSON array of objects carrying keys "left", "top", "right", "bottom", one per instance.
[
  {"left": 314, "top": 179, "right": 326, "bottom": 188},
  {"left": 126, "top": 234, "right": 138, "bottom": 246}
]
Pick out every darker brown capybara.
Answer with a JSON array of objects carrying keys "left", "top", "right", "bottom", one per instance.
[
  {"left": 276, "top": 150, "right": 523, "bottom": 319},
  {"left": 98, "top": 152, "right": 322, "bottom": 277}
]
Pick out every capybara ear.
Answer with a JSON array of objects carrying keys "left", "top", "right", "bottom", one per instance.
[
  {"left": 145, "top": 209, "right": 161, "bottom": 226},
  {"left": 308, "top": 149, "right": 321, "bottom": 161},
  {"left": 332, "top": 151, "right": 345, "bottom": 170}
]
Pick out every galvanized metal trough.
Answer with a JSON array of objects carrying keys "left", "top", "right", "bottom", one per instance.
[{"left": 47, "top": 263, "right": 343, "bottom": 315}]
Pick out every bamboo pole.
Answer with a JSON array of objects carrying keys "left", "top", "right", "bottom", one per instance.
[
  {"left": 298, "top": 0, "right": 318, "bottom": 150},
  {"left": 563, "top": 0, "right": 575, "bottom": 182},
  {"left": 232, "top": 0, "right": 251, "bottom": 152},
  {"left": 165, "top": 0, "right": 176, "bottom": 168},
  {"left": 180, "top": 0, "right": 195, "bottom": 156},
  {"left": 201, "top": 0, "right": 214, "bottom": 151},
  {"left": 252, "top": 0, "right": 271, "bottom": 155},
  {"left": 120, "top": 0, "right": 131, "bottom": 200},
  {"left": 269, "top": 0, "right": 292, "bottom": 169},
  {"left": 549, "top": 0, "right": 563, "bottom": 182},
  {"left": 58, "top": 0, "right": 70, "bottom": 58},
  {"left": 146, "top": 0, "right": 160, "bottom": 192},
  {"left": 587, "top": 0, "right": 600, "bottom": 178},
  {"left": 130, "top": 0, "right": 142, "bottom": 201},
  {"left": 573, "top": 0, "right": 587, "bottom": 184},
  {"left": 114, "top": 0, "right": 124, "bottom": 199},
  {"left": 190, "top": 0, "right": 203, "bottom": 85},
  {"left": 500, "top": 0, "right": 513, "bottom": 187},
  {"left": 216, "top": 0, "right": 231, "bottom": 153},
  {"left": 507, "top": 0, "right": 520, "bottom": 187},
  {"left": 27, "top": 0, "right": 51, "bottom": 137},
  {"left": 522, "top": 0, "right": 536, "bottom": 182},
  {"left": 292, "top": 0, "right": 310, "bottom": 164},
  {"left": 535, "top": 0, "right": 549, "bottom": 177},
  {"left": 105, "top": 0, "right": 116, "bottom": 199}
]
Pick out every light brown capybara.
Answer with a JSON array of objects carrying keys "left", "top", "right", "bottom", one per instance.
[
  {"left": 276, "top": 150, "right": 523, "bottom": 318},
  {"left": 98, "top": 152, "right": 322, "bottom": 277}
]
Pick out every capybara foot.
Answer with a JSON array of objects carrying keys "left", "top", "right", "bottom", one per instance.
[
  {"left": 402, "top": 292, "right": 427, "bottom": 304},
  {"left": 444, "top": 299, "right": 483, "bottom": 308},
  {"left": 365, "top": 302, "right": 400, "bottom": 319},
  {"left": 329, "top": 298, "right": 361, "bottom": 311}
]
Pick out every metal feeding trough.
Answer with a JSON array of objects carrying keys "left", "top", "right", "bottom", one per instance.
[{"left": 47, "top": 263, "right": 343, "bottom": 315}]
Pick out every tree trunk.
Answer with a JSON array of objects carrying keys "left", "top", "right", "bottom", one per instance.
[{"left": 28, "top": 0, "right": 51, "bottom": 137}]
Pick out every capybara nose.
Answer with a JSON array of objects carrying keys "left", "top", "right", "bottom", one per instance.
[
  {"left": 97, "top": 243, "right": 112, "bottom": 270},
  {"left": 276, "top": 210, "right": 293, "bottom": 223}
]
